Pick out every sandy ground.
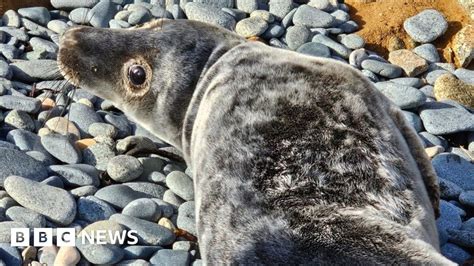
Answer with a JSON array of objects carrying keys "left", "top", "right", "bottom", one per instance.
[{"left": 345, "top": 0, "right": 472, "bottom": 67}]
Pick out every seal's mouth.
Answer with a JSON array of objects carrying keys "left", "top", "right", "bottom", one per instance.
[{"left": 57, "top": 60, "right": 80, "bottom": 87}]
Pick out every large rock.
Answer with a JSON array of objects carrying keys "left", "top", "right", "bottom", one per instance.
[
  {"left": 434, "top": 74, "right": 474, "bottom": 108},
  {"left": 419, "top": 101, "right": 474, "bottom": 135},
  {"left": 4, "top": 176, "right": 77, "bottom": 225},
  {"left": 184, "top": 2, "right": 236, "bottom": 30},
  {"left": 0, "top": 148, "right": 48, "bottom": 186},
  {"left": 388, "top": 49, "right": 429, "bottom": 77},
  {"left": 453, "top": 25, "right": 474, "bottom": 68},
  {"left": 403, "top": 9, "right": 448, "bottom": 43}
]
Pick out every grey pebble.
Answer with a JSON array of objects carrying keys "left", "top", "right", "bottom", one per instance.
[
  {"left": 177, "top": 201, "right": 196, "bottom": 236},
  {"left": 48, "top": 164, "right": 100, "bottom": 187},
  {"left": 361, "top": 69, "right": 379, "bottom": 82},
  {"left": 0, "top": 61, "right": 12, "bottom": 79},
  {"left": 7, "top": 129, "right": 47, "bottom": 153},
  {"left": 123, "top": 245, "right": 162, "bottom": 260},
  {"left": 128, "top": 9, "right": 152, "bottom": 25},
  {"left": 124, "top": 182, "right": 167, "bottom": 199},
  {"left": 184, "top": 2, "right": 236, "bottom": 30},
  {"left": 2, "top": 10, "right": 21, "bottom": 28},
  {"left": 51, "top": 0, "right": 100, "bottom": 9},
  {"left": 441, "top": 243, "right": 471, "bottom": 265},
  {"left": 312, "top": 34, "right": 350, "bottom": 58},
  {"left": 339, "top": 20, "right": 358, "bottom": 33},
  {"left": 110, "top": 213, "right": 176, "bottom": 245},
  {"left": 413, "top": 43, "right": 440, "bottom": 63},
  {"left": 261, "top": 23, "right": 285, "bottom": 39},
  {"left": 149, "top": 249, "right": 191, "bottom": 266},
  {"left": 439, "top": 178, "right": 463, "bottom": 200},
  {"left": 285, "top": 25, "right": 310, "bottom": 50},
  {"left": 76, "top": 242, "right": 124, "bottom": 265},
  {"left": 30, "top": 37, "right": 58, "bottom": 54},
  {"left": 418, "top": 131, "right": 447, "bottom": 149},
  {"left": 459, "top": 191, "right": 474, "bottom": 208},
  {"left": 122, "top": 198, "right": 162, "bottom": 222},
  {"left": 88, "top": 0, "right": 122, "bottom": 28},
  {"left": 95, "top": 184, "right": 149, "bottom": 209},
  {"left": 0, "top": 243, "right": 21, "bottom": 266},
  {"left": 269, "top": 0, "right": 294, "bottom": 21},
  {"left": 349, "top": 48, "right": 368, "bottom": 68},
  {"left": 163, "top": 190, "right": 185, "bottom": 208},
  {"left": 0, "top": 221, "right": 27, "bottom": 242},
  {"left": 374, "top": 82, "right": 426, "bottom": 109},
  {"left": 68, "top": 102, "right": 103, "bottom": 137},
  {"left": 402, "top": 111, "right": 423, "bottom": 132},
  {"left": 339, "top": 33, "right": 364, "bottom": 49},
  {"left": 4, "top": 110, "right": 35, "bottom": 131},
  {"left": 18, "top": 7, "right": 51, "bottom": 25},
  {"left": 390, "top": 77, "right": 424, "bottom": 88},
  {"left": 236, "top": 0, "right": 259, "bottom": 13},
  {"left": 77, "top": 195, "right": 117, "bottom": 222},
  {"left": 4, "top": 175, "right": 76, "bottom": 225},
  {"left": 361, "top": 60, "right": 402, "bottom": 78},
  {"left": 193, "top": 0, "right": 234, "bottom": 9},
  {"left": 104, "top": 113, "right": 131, "bottom": 139},
  {"left": 0, "top": 95, "right": 41, "bottom": 113},
  {"left": 330, "top": 9, "right": 349, "bottom": 26},
  {"left": 235, "top": 17, "right": 268, "bottom": 38},
  {"left": 89, "top": 122, "right": 117, "bottom": 138},
  {"left": 419, "top": 101, "right": 474, "bottom": 135},
  {"left": 293, "top": 5, "right": 334, "bottom": 28},
  {"left": 47, "top": 19, "right": 69, "bottom": 34},
  {"left": 296, "top": 42, "right": 330, "bottom": 58},
  {"left": 221, "top": 8, "right": 247, "bottom": 22},
  {"left": 0, "top": 44, "right": 20, "bottom": 60},
  {"left": 69, "top": 8, "right": 91, "bottom": 24},
  {"left": 0, "top": 27, "right": 29, "bottom": 42},
  {"left": 425, "top": 69, "right": 449, "bottom": 85},
  {"left": 0, "top": 148, "right": 48, "bottom": 185},
  {"left": 6, "top": 206, "right": 46, "bottom": 228},
  {"left": 70, "top": 185, "right": 98, "bottom": 198},
  {"left": 40, "top": 175, "right": 64, "bottom": 188},
  {"left": 403, "top": 9, "right": 448, "bottom": 43},
  {"left": 41, "top": 133, "right": 82, "bottom": 164},
  {"left": 107, "top": 155, "right": 144, "bottom": 183},
  {"left": 420, "top": 85, "right": 435, "bottom": 98},
  {"left": 10, "top": 60, "right": 60, "bottom": 82},
  {"left": 454, "top": 68, "right": 474, "bottom": 85},
  {"left": 166, "top": 171, "right": 194, "bottom": 201}
]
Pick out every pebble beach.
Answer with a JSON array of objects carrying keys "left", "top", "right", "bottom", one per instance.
[{"left": 0, "top": 0, "right": 473, "bottom": 265}]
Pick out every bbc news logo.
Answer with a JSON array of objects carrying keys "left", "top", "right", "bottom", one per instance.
[{"left": 11, "top": 228, "right": 139, "bottom": 247}]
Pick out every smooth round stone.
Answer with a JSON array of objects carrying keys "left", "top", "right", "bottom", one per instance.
[
  {"left": 110, "top": 214, "right": 175, "bottom": 246},
  {"left": 6, "top": 206, "right": 46, "bottom": 228},
  {"left": 82, "top": 142, "right": 116, "bottom": 171},
  {"left": 296, "top": 42, "right": 331, "bottom": 58},
  {"left": 361, "top": 69, "right": 379, "bottom": 82},
  {"left": 0, "top": 61, "right": 12, "bottom": 79},
  {"left": 434, "top": 74, "right": 473, "bottom": 108},
  {"left": 441, "top": 243, "right": 471, "bottom": 265},
  {"left": 419, "top": 101, "right": 474, "bottom": 135},
  {"left": 0, "top": 27, "right": 29, "bottom": 42},
  {"left": 459, "top": 191, "right": 474, "bottom": 208},
  {"left": 88, "top": 122, "right": 117, "bottom": 138},
  {"left": 41, "top": 176, "right": 64, "bottom": 188},
  {"left": 68, "top": 102, "right": 103, "bottom": 138},
  {"left": 173, "top": 241, "right": 193, "bottom": 251},
  {"left": 281, "top": 8, "right": 296, "bottom": 28},
  {"left": 439, "top": 178, "right": 462, "bottom": 200},
  {"left": 137, "top": 157, "right": 164, "bottom": 180},
  {"left": 308, "top": 0, "right": 332, "bottom": 11},
  {"left": 149, "top": 250, "right": 191, "bottom": 266},
  {"left": 331, "top": 9, "right": 349, "bottom": 26},
  {"left": 235, "top": 17, "right": 268, "bottom": 38},
  {"left": 426, "top": 70, "right": 450, "bottom": 85},
  {"left": 374, "top": 82, "right": 426, "bottom": 109},
  {"left": 10, "top": 60, "right": 60, "bottom": 83},
  {"left": 454, "top": 68, "right": 474, "bottom": 85},
  {"left": 166, "top": 171, "right": 194, "bottom": 201},
  {"left": 128, "top": 9, "right": 152, "bottom": 25},
  {"left": 124, "top": 182, "right": 167, "bottom": 199},
  {"left": 403, "top": 9, "right": 448, "bottom": 43},
  {"left": 261, "top": 23, "right": 285, "bottom": 39},
  {"left": 151, "top": 199, "right": 174, "bottom": 218},
  {"left": 0, "top": 243, "right": 21, "bottom": 266},
  {"left": 30, "top": 37, "right": 58, "bottom": 55},
  {"left": 51, "top": 0, "right": 99, "bottom": 9},
  {"left": 69, "top": 8, "right": 91, "bottom": 24},
  {"left": 76, "top": 242, "right": 124, "bottom": 265},
  {"left": 462, "top": 218, "right": 474, "bottom": 231},
  {"left": 77, "top": 195, "right": 117, "bottom": 222},
  {"left": 312, "top": 34, "right": 350, "bottom": 58},
  {"left": 41, "top": 133, "right": 82, "bottom": 164},
  {"left": 293, "top": 5, "right": 334, "bottom": 28},
  {"left": 48, "top": 164, "right": 100, "bottom": 187},
  {"left": 47, "top": 20, "right": 69, "bottom": 34},
  {"left": 402, "top": 111, "right": 423, "bottom": 132},
  {"left": 38, "top": 246, "right": 58, "bottom": 265},
  {"left": 110, "top": 19, "right": 130, "bottom": 29},
  {"left": 446, "top": 229, "right": 474, "bottom": 250},
  {"left": 107, "top": 155, "right": 144, "bottom": 183},
  {"left": 45, "top": 117, "right": 81, "bottom": 139},
  {"left": 70, "top": 185, "right": 98, "bottom": 198},
  {"left": 4, "top": 110, "right": 35, "bottom": 131},
  {"left": 0, "top": 95, "right": 41, "bottom": 113},
  {"left": 26, "top": 150, "right": 57, "bottom": 166},
  {"left": 79, "top": 220, "right": 127, "bottom": 244},
  {"left": 349, "top": 48, "right": 368, "bottom": 68},
  {"left": 177, "top": 201, "right": 196, "bottom": 236},
  {"left": 285, "top": 25, "right": 310, "bottom": 50},
  {"left": 54, "top": 246, "right": 80, "bottom": 266},
  {"left": 18, "top": 7, "right": 51, "bottom": 25},
  {"left": 104, "top": 113, "right": 131, "bottom": 139},
  {"left": 390, "top": 77, "right": 424, "bottom": 88},
  {"left": 88, "top": 0, "right": 121, "bottom": 28},
  {"left": 4, "top": 176, "right": 76, "bottom": 225},
  {"left": 0, "top": 44, "right": 20, "bottom": 60},
  {"left": 250, "top": 10, "right": 274, "bottom": 23},
  {"left": 0, "top": 148, "right": 48, "bottom": 185},
  {"left": 123, "top": 245, "right": 162, "bottom": 260},
  {"left": 236, "top": 0, "right": 259, "bottom": 13},
  {"left": 418, "top": 131, "right": 448, "bottom": 149},
  {"left": 193, "top": 0, "right": 234, "bottom": 8},
  {"left": 170, "top": 4, "right": 185, "bottom": 20},
  {"left": 413, "top": 43, "right": 440, "bottom": 63},
  {"left": 221, "top": 8, "right": 247, "bottom": 22},
  {"left": 2, "top": 10, "right": 21, "bottom": 28},
  {"left": 420, "top": 85, "right": 435, "bottom": 98},
  {"left": 339, "top": 20, "right": 359, "bottom": 33},
  {"left": 95, "top": 184, "right": 150, "bottom": 209},
  {"left": 361, "top": 60, "right": 402, "bottom": 78},
  {"left": 339, "top": 33, "right": 365, "bottom": 49},
  {"left": 122, "top": 198, "right": 161, "bottom": 222},
  {"left": 184, "top": 2, "right": 236, "bottom": 30},
  {"left": 433, "top": 153, "right": 474, "bottom": 191},
  {"left": 269, "top": 0, "right": 294, "bottom": 20}
]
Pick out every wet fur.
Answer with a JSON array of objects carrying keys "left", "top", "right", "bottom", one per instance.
[{"left": 58, "top": 20, "right": 451, "bottom": 264}]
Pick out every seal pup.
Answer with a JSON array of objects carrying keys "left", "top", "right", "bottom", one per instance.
[{"left": 58, "top": 19, "right": 453, "bottom": 264}]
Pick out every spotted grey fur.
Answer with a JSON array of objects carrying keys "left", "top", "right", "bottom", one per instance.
[{"left": 58, "top": 19, "right": 452, "bottom": 264}]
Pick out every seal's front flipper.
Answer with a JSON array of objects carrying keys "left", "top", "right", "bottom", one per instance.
[{"left": 389, "top": 107, "right": 440, "bottom": 218}]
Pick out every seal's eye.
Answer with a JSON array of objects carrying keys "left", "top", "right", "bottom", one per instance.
[{"left": 128, "top": 65, "right": 146, "bottom": 86}]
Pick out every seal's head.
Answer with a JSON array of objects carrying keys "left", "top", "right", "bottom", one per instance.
[{"left": 58, "top": 19, "right": 244, "bottom": 147}]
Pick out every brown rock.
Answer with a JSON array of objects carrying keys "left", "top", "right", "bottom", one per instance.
[
  {"left": 41, "top": 98, "right": 55, "bottom": 110},
  {"left": 21, "top": 246, "right": 37, "bottom": 263},
  {"left": 388, "top": 49, "right": 429, "bottom": 77},
  {"left": 54, "top": 246, "right": 80, "bottom": 266},
  {"left": 45, "top": 117, "right": 81, "bottom": 139},
  {"left": 434, "top": 73, "right": 474, "bottom": 108},
  {"left": 76, "top": 138, "right": 97, "bottom": 150},
  {"left": 453, "top": 25, "right": 474, "bottom": 67}
]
